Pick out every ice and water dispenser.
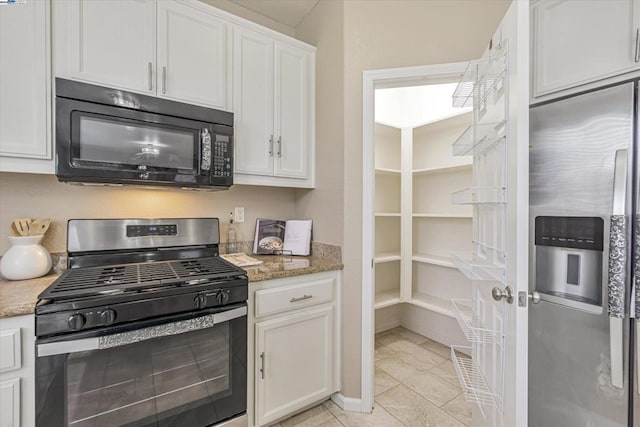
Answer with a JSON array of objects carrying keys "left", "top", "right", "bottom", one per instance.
[{"left": 534, "top": 216, "right": 604, "bottom": 308}]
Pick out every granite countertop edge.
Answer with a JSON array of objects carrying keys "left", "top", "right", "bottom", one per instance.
[{"left": 0, "top": 256, "right": 343, "bottom": 319}]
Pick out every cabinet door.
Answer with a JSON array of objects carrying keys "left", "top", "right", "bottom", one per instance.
[
  {"left": 157, "top": 1, "right": 229, "bottom": 110},
  {"left": 255, "top": 305, "right": 335, "bottom": 426},
  {"left": 274, "top": 42, "right": 311, "bottom": 179},
  {"left": 532, "top": 0, "right": 637, "bottom": 97},
  {"left": 233, "top": 27, "right": 275, "bottom": 176},
  {"left": 0, "top": 378, "right": 20, "bottom": 427},
  {"left": 0, "top": 0, "right": 50, "bottom": 159},
  {"left": 64, "top": 0, "right": 155, "bottom": 93}
]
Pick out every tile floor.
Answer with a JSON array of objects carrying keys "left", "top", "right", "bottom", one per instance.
[{"left": 274, "top": 327, "right": 472, "bottom": 427}]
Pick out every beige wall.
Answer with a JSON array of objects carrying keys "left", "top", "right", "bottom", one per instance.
[
  {"left": 294, "top": 0, "right": 344, "bottom": 247},
  {"left": 198, "top": 0, "right": 295, "bottom": 36},
  {"left": 293, "top": 0, "right": 510, "bottom": 399},
  {"left": 0, "top": 173, "right": 296, "bottom": 254}
]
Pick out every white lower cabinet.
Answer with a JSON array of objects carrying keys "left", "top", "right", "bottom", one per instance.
[
  {"left": 249, "top": 271, "right": 340, "bottom": 427},
  {"left": 0, "top": 315, "right": 35, "bottom": 427},
  {"left": 255, "top": 305, "right": 335, "bottom": 426}
]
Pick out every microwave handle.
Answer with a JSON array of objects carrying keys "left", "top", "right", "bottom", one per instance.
[
  {"left": 37, "top": 306, "right": 247, "bottom": 357},
  {"left": 201, "top": 128, "right": 212, "bottom": 171}
]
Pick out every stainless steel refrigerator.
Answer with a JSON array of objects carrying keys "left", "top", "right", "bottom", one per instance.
[{"left": 529, "top": 82, "right": 637, "bottom": 426}]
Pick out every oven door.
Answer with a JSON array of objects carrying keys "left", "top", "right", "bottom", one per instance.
[
  {"left": 56, "top": 97, "right": 232, "bottom": 188},
  {"left": 35, "top": 305, "right": 247, "bottom": 427}
]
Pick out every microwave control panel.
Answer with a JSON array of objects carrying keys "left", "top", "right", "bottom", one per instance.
[{"left": 212, "top": 134, "right": 232, "bottom": 178}]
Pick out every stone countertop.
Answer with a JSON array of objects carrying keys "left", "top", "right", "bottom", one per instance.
[
  {"left": 241, "top": 254, "right": 343, "bottom": 283},
  {"left": 0, "top": 273, "right": 59, "bottom": 319},
  {"left": 0, "top": 254, "right": 342, "bottom": 319}
]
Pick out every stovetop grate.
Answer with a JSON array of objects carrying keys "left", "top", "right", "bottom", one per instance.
[{"left": 40, "top": 257, "right": 246, "bottom": 300}]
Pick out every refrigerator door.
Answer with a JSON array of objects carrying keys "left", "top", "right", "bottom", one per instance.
[{"left": 529, "top": 83, "right": 634, "bottom": 427}]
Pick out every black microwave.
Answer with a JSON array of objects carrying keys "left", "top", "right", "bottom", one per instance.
[{"left": 55, "top": 78, "right": 233, "bottom": 190}]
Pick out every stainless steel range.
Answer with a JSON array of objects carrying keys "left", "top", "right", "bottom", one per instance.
[{"left": 35, "top": 218, "right": 248, "bottom": 427}]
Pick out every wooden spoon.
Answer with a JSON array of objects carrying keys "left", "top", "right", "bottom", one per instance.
[
  {"left": 29, "top": 219, "right": 51, "bottom": 236},
  {"left": 13, "top": 218, "right": 32, "bottom": 236}
]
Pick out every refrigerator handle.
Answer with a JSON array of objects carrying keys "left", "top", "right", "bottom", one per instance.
[{"left": 608, "top": 149, "right": 627, "bottom": 389}]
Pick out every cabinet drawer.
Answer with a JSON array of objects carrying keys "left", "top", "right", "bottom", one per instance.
[
  {"left": 255, "top": 277, "right": 334, "bottom": 318},
  {"left": 0, "top": 329, "right": 21, "bottom": 374}
]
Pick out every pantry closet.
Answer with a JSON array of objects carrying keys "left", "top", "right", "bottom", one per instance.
[{"left": 373, "top": 84, "right": 472, "bottom": 346}]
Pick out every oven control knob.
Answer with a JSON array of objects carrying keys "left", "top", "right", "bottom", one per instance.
[
  {"left": 216, "top": 290, "right": 230, "bottom": 304},
  {"left": 195, "top": 293, "right": 207, "bottom": 309},
  {"left": 100, "top": 309, "right": 116, "bottom": 325},
  {"left": 68, "top": 314, "right": 86, "bottom": 330}
]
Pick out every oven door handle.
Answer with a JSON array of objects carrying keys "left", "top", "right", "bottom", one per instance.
[{"left": 37, "top": 306, "right": 247, "bottom": 357}]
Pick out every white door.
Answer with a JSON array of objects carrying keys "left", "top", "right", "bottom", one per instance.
[
  {"left": 255, "top": 305, "right": 335, "bottom": 426},
  {"left": 157, "top": 1, "right": 229, "bottom": 110},
  {"left": 233, "top": 27, "right": 274, "bottom": 177},
  {"left": 0, "top": 0, "right": 50, "bottom": 159},
  {"left": 65, "top": 0, "right": 155, "bottom": 93},
  {"left": 453, "top": 2, "right": 529, "bottom": 426},
  {"left": 273, "top": 42, "right": 310, "bottom": 179},
  {"left": 532, "top": 0, "right": 638, "bottom": 97}
]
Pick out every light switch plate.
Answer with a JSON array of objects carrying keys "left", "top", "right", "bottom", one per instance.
[{"left": 234, "top": 207, "right": 245, "bottom": 223}]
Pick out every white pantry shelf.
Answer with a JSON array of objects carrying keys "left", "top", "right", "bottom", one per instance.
[
  {"left": 412, "top": 253, "right": 455, "bottom": 269},
  {"left": 413, "top": 163, "right": 472, "bottom": 175},
  {"left": 412, "top": 213, "right": 472, "bottom": 219},
  {"left": 375, "top": 289, "right": 401, "bottom": 310},
  {"left": 409, "top": 293, "right": 455, "bottom": 319},
  {"left": 375, "top": 252, "right": 401, "bottom": 263},
  {"left": 375, "top": 213, "right": 401, "bottom": 217},
  {"left": 375, "top": 167, "right": 401, "bottom": 175}
]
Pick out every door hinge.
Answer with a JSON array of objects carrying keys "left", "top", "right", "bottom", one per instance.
[{"left": 371, "top": 259, "right": 374, "bottom": 268}]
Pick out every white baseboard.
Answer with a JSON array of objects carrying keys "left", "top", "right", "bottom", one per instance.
[
  {"left": 374, "top": 305, "right": 401, "bottom": 333},
  {"left": 331, "top": 393, "right": 365, "bottom": 413}
]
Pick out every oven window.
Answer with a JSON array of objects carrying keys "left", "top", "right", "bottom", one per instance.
[
  {"left": 66, "top": 325, "right": 233, "bottom": 426},
  {"left": 77, "top": 115, "right": 196, "bottom": 171}
]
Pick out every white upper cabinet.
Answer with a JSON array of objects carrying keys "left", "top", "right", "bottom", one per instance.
[
  {"left": 157, "top": 1, "right": 230, "bottom": 110},
  {"left": 234, "top": 27, "right": 275, "bottom": 176},
  {"left": 55, "top": 0, "right": 230, "bottom": 109},
  {"left": 58, "top": 0, "right": 156, "bottom": 94},
  {"left": 0, "top": 0, "right": 53, "bottom": 173},
  {"left": 532, "top": 0, "right": 640, "bottom": 100},
  {"left": 274, "top": 42, "right": 311, "bottom": 179},
  {"left": 233, "top": 27, "right": 315, "bottom": 188}
]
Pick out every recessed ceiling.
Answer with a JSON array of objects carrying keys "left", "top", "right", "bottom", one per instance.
[
  {"left": 375, "top": 83, "right": 472, "bottom": 129},
  {"left": 228, "top": 0, "right": 320, "bottom": 27}
]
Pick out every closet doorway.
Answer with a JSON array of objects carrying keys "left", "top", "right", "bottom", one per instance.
[{"left": 362, "top": 63, "right": 474, "bottom": 421}]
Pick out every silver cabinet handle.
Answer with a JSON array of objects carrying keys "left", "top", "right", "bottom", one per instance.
[
  {"left": 290, "top": 294, "right": 312, "bottom": 303},
  {"left": 162, "top": 66, "right": 167, "bottom": 94},
  {"left": 277, "top": 136, "right": 282, "bottom": 157},
  {"left": 268, "top": 135, "right": 274, "bottom": 157},
  {"left": 635, "top": 28, "right": 640, "bottom": 63},
  {"left": 148, "top": 62, "right": 153, "bottom": 91},
  {"left": 608, "top": 149, "right": 628, "bottom": 389},
  {"left": 259, "top": 352, "right": 265, "bottom": 379}
]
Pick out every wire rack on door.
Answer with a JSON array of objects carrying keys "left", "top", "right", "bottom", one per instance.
[
  {"left": 451, "top": 346, "right": 504, "bottom": 412},
  {"left": 451, "top": 300, "right": 503, "bottom": 345},
  {"left": 449, "top": 40, "right": 509, "bottom": 416}
]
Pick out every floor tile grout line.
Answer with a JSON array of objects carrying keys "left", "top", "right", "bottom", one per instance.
[{"left": 373, "top": 384, "right": 410, "bottom": 427}]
